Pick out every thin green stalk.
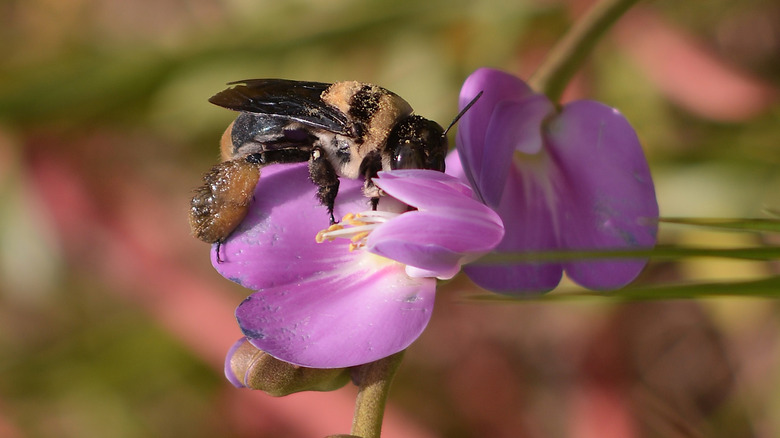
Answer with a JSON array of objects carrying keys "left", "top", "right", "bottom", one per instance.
[
  {"left": 349, "top": 351, "right": 405, "bottom": 438},
  {"left": 529, "top": 0, "right": 642, "bottom": 102}
]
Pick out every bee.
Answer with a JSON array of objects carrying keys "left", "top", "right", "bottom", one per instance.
[{"left": 189, "top": 78, "right": 480, "bottom": 259}]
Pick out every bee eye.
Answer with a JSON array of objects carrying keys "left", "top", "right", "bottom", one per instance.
[{"left": 392, "top": 141, "right": 424, "bottom": 169}]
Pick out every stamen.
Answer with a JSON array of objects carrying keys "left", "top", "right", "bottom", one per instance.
[
  {"left": 316, "top": 211, "right": 398, "bottom": 249},
  {"left": 351, "top": 231, "right": 370, "bottom": 243},
  {"left": 315, "top": 223, "right": 344, "bottom": 243}
]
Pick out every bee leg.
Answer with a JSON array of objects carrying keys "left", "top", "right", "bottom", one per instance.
[
  {"left": 190, "top": 159, "right": 261, "bottom": 252},
  {"left": 243, "top": 155, "right": 262, "bottom": 203},
  {"left": 215, "top": 241, "right": 224, "bottom": 264},
  {"left": 308, "top": 146, "right": 340, "bottom": 224},
  {"left": 358, "top": 151, "right": 383, "bottom": 211}
]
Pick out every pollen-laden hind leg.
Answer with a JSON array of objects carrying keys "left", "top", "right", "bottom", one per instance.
[
  {"left": 189, "top": 157, "right": 261, "bottom": 261},
  {"left": 308, "top": 146, "right": 340, "bottom": 224}
]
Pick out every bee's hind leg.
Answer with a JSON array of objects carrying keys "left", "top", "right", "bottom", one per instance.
[{"left": 308, "top": 146, "right": 340, "bottom": 224}]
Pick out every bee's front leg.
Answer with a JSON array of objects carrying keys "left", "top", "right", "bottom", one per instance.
[
  {"left": 308, "top": 146, "right": 340, "bottom": 224},
  {"left": 358, "top": 151, "right": 383, "bottom": 211}
]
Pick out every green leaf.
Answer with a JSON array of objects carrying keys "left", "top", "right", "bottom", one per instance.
[
  {"left": 660, "top": 217, "right": 780, "bottom": 233},
  {"left": 475, "top": 245, "right": 780, "bottom": 263},
  {"left": 466, "top": 275, "right": 780, "bottom": 301}
]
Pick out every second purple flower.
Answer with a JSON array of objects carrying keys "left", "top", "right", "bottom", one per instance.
[{"left": 452, "top": 68, "right": 659, "bottom": 294}]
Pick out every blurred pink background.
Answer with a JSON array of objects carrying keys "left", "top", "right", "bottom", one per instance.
[{"left": 1, "top": 0, "right": 779, "bottom": 436}]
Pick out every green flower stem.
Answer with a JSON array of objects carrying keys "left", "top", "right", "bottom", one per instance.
[
  {"left": 529, "top": 0, "right": 642, "bottom": 103},
  {"left": 349, "top": 351, "right": 405, "bottom": 438}
]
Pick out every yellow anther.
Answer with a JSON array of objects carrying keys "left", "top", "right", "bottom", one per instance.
[
  {"left": 315, "top": 223, "right": 344, "bottom": 243},
  {"left": 345, "top": 217, "right": 368, "bottom": 227},
  {"left": 316, "top": 210, "right": 396, "bottom": 248},
  {"left": 351, "top": 231, "right": 370, "bottom": 243}
]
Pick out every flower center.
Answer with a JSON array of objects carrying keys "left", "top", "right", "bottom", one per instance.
[{"left": 315, "top": 211, "right": 398, "bottom": 251}]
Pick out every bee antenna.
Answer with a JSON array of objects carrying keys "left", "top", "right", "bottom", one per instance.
[{"left": 442, "top": 91, "right": 483, "bottom": 137}]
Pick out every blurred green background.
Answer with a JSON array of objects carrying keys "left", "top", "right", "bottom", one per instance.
[{"left": 1, "top": 0, "right": 779, "bottom": 437}]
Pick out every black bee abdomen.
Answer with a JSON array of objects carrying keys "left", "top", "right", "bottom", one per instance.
[
  {"left": 231, "top": 113, "right": 278, "bottom": 150},
  {"left": 230, "top": 113, "right": 318, "bottom": 156}
]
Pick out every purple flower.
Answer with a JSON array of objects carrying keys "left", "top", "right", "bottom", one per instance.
[
  {"left": 213, "top": 164, "right": 503, "bottom": 368},
  {"left": 452, "top": 68, "right": 658, "bottom": 294}
]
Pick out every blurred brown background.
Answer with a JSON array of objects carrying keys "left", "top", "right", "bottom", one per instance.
[{"left": 1, "top": 0, "right": 780, "bottom": 436}]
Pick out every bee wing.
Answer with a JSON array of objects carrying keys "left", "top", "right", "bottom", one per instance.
[{"left": 209, "top": 79, "right": 351, "bottom": 136}]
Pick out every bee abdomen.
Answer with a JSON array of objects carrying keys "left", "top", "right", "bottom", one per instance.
[{"left": 189, "top": 158, "right": 261, "bottom": 243}]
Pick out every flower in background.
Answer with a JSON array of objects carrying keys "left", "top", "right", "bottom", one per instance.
[
  {"left": 214, "top": 164, "right": 503, "bottom": 368},
  {"left": 451, "top": 67, "right": 658, "bottom": 294}
]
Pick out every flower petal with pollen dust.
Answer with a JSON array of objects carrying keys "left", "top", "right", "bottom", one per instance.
[
  {"left": 214, "top": 163, "right": 435, "bottom": 368},
  {"left": 214, "top": 165, "right": 502, "bottom": 368},
  {"left": 236, "top": 257, "right": 435, "bottom": 368},
  {"left": 211, "top": 163, "right": 364, "bottom": 289}
]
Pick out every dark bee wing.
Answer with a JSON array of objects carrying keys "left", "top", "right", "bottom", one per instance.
[{"left": 209, "top": 79, "right": 351, "bottom": 136}]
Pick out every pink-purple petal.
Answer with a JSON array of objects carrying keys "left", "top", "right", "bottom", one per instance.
[
  {"left": 480, "top": 95, "right": 555, "bottom": 207},
  {"left": 373, "top": 172, "right": 493, "bottom": 216},
  {"left": 371, "top": 240, "right": 464, "bottom": 280},
  {"left": 212, "top": 163, "right": 367, "bottom": 290},
  {"left": 370, "top": 210, "right": 503, "bottom": 254},
  {"left": 377, "top": 169, "right": 474, "bottom": 197},
  {"left": 444, "top": 149, "right": 467, "bottom": 183},
  {"left": 224, "top": 337, "right": 248, "bottom": 388},
  {"left": 367, "top": 210, "right": 503, "bottom": 278},
  {"left": 464, "top": 166, "right": 564, "bottom": 294},
  {"left": 236, "top": 259, "right": 436, "bottom": 368},
  {"left": 544, "top": 100, "right": 659, "bottom": 289},
  {"left": 457, "top": 68, "right": 534, "bottom": 201},
  {"left": 405, "top": 264, "right": 460, "bottom": 280}
]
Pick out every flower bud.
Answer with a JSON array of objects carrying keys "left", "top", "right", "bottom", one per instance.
[{"left": 225, "top": 338, "right": 350, "bottom": 396}]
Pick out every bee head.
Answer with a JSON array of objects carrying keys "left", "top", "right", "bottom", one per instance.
[
  {"left": 386, "top": 115, "right": 447, "bottom": 172},
  {"left": 384, "top": 91, "right": 483, "bottom": 173}
]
